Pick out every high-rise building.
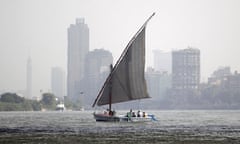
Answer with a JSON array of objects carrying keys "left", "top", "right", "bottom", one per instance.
[
  {"left": 51, "top": 67, "right": 66, "bottom": 100},
  {"left": 84, "top": 49, "right": 113, "bottom": 77},
  {"left": 153, "top": 50, "right": 172, "bottom": 73},
  {"left": 67, "top": 18, "right": 89, "bottom": 101},
  {"left": 26, "top": 56, "right": 32, "bottom": 99},
  {"left": 172, "top": 47, "right": 200, "bottom": 90},
  {"left": 83, "top": 49, "right": 113, "bottom": 108}
]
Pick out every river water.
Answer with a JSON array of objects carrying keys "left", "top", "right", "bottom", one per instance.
[{"left": 0, "top": 110, "right": 240, "bottom": 143}]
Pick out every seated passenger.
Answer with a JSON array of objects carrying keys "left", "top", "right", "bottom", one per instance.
[
  {"left": 104, "top": 111, "right": 107, "bottom": 115},
  {"left": 112, "top": 110, "right": 116, "bottom": 116},
  {"left": 132, "top": 112, "right": 136, "bottom": 117},
  {"left": 137, "top": 110, "right": 143, "bottom": 117},
  {"left": 126, "top": 109, "right": 132, "bottom": 117}
]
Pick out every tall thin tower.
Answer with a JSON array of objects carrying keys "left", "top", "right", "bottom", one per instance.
[{"left": 26, "top": 56, "right": 32, "bottom": 99}]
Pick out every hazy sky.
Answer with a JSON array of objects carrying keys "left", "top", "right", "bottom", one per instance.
[{"left": 0, "top": 0, "right": 240, "bottom": 96}]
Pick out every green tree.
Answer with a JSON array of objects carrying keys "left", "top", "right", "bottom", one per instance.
[
  {"left": 0, "top": 92, "right": 43, "bottom": 111},
  {"left": 41, "top": 93, "right": 57, "bottom": 110},
  {"left": 0, "top": 93, "right": 24, "bottom": 103},
  {"left": 31, "top": 101, "right": 42, "bottom": 111}
]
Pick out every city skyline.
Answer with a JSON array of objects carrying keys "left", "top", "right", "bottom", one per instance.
[{"left": 0, "top": 0, "right": 240, "bottom": 96}]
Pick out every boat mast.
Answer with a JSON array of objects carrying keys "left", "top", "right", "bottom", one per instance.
[{"left": 109, "top": 64, "right": 113, "bottom": 113}]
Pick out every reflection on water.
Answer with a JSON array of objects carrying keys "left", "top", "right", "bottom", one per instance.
[{"left": 0, "top": 110, "right": 240, "bottom": 143}]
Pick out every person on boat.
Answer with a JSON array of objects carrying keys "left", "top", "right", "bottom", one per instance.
[
  {"left": 137, "top": 110, "right": 143, "bottom": 117},
  {"left": 126, "top": 109, "right": 132, "bottom": 120},
  {"left": 112, "top": 110, "right": 116, "bottom": 116},
  {"left": 126, "top": 109, "right": 131, "bottom": 116},
  {"left": 143, "top": 112, "right": 146, "bottom": 117},
  {"left": 132, "top": 112, "right": 136, "bottom": 117},
  {"left": 107, "top": 110, "right": 116, "bottom": 116},
  {"left": 109, "top": 110, "right": 113, "bottom": 116},
  {"left": 106, "top": 109, "right": 113, "bottom": 116},
  {"left": 104, "top": 110, "right": 107, "bottom": 115}
]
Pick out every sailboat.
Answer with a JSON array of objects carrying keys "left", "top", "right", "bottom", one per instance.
[{"left": 92, "top": 13, "right": 156, "bottom": 122}]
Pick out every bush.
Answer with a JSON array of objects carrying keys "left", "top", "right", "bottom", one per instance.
[
  {"left": 0, "top": 92, "right": 42, "bottom": 111},
  {"left": 0, "top": 93, "right": 24, "bottom": 103}
]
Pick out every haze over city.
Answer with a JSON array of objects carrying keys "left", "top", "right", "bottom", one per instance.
[{"left": 0, "top": 0, "right": 240, "bottom": 97}]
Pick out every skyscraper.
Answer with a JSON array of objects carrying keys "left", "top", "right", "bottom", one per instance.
[
  {"left": 51, "top": 67, "right": 66, "bottom": 99},
  {"left": 67, "top": 18, "right": 89, "bottom": 101},
  {"left": 145, "top": 67, "right": 171, "bottom": 101},
  {"left": 83, "top": 49, "right": 113, "bottom": 108},
  {"left": 26, "top": 56, "right": 32, "bottom": 99},
  {"left": 172, "top": 47, "right": 200, "bottom": 90},
  {"left": 84, "top": 49, "right": 113, "bottom": 78}
]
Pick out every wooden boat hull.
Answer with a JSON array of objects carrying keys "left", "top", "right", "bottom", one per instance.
[
  {"left": 93, "top": 112, "right": 155, "bottom": 122},
  {"left": 93, "top": 113, "right": 124, "bottom": 122}
]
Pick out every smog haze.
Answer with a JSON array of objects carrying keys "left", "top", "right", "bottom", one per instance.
[{"left": 0, "top": 0, "right": 240, "bottom": 96}]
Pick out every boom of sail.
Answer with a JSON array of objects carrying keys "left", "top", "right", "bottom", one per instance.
[{"left": 92, "top": 13, "right": 155, "bottom": 107}]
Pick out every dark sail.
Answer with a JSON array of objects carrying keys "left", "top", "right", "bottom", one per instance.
[{"left": 92, "top": 13, "right": 155, "bottom": 107}]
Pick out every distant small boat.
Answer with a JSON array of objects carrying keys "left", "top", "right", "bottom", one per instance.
[
  {"left": 56, "top": 103, "right": 65, "bottom": 111},
  {"left": 80, "top": 107, "right": 85, "bottom": 111},
  {"left": 92, "top": 13, "right": 157, "bottom": 122}
]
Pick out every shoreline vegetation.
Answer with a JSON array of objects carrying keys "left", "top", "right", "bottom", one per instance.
[
  {"left": 0, "top": 93, "right": 41, "bottom": 111},
  {"left": 0, "top": 93, "right": 57, "bottom": 111},
  {"left": 0, "top": 92, "right": 84, "bottom": 111},
  {"left": 1, "top": 92, "right": 240, "bottom": 111}
]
